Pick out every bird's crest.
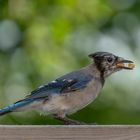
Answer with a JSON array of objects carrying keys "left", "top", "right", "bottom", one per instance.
[{"left": 88, "top": 52, "right": 113, "bottom": 59}]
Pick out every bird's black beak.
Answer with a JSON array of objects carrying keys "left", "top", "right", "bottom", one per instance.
[{"left": 116, "top": 58, "right": 135, "bottom": 70}]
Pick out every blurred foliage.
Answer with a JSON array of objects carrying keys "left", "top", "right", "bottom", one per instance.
[{"left": 0, "top": 0, "right": 139, "bottom": 124}]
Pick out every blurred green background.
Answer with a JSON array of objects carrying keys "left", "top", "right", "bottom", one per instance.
[{"left": 0, "top": 0, "right": 139, "bottom": 125}]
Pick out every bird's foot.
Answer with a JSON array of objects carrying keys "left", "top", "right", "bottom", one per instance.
[
  {"left": 64, "top": 121, "right": 98, "bottom": 125},
  {"left": 53, "top": 114, "right": 98, "bottom": 125},
  {"left": 63, "top": 119, "right": 86, "bottom": 125},
  {"left": 53, "top": 114, "right": 87, "bottom": 125}
]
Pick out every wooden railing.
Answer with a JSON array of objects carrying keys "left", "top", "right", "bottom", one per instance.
[{"left": 0, "top": 125, "right": 139, "bottom": 140}]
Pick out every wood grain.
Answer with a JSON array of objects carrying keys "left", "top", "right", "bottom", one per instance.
[{"left": 0, "top": 125, "right": 140, "bottom": 140}]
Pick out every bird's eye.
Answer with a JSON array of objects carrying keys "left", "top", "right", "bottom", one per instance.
[{"left": 107, "top": 57, "right": 113, "bottom": 63}]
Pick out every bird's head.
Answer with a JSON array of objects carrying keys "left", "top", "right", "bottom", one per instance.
[{"left": 89, "top": 52, "right": 135, "bottom": 78}]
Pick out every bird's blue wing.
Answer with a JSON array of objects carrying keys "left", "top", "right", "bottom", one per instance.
[
  {"left": 26, "top": 72, "right": 93, "bottom": 100},
  {"left": 0, "top": 72, "right": 93, "bottom": 115}
]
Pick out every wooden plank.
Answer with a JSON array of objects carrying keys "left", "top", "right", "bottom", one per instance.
[{"left": 0, "top": 125, "right": 139, "bottom": 140}]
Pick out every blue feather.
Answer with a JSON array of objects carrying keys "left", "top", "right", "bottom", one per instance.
[
  {"left": 0, "top": 99, "right": 34, "bottom": 116},
  {"left": 26, "top": 73, "right": 93, "bottom": 99}
]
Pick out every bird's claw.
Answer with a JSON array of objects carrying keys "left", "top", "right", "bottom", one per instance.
[{"left": 64, "top": 120, "right": 87, "bottom": 125}]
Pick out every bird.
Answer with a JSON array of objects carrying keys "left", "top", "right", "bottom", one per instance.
[{"left": 0, "top": 52, "right": 135, "bottom": 125}]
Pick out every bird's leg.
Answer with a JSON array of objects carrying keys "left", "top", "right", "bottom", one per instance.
[{"left": 53, "top": 114, "right": 86, "bottom": 125}]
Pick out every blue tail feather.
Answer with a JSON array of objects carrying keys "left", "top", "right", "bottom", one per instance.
[{"left": 0, "top": 99, "right": 34, "bottom": 116}]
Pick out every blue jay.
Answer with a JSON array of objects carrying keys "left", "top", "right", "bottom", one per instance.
[{"left": 0, "top": 52, "right": 135, "bottom": 124}]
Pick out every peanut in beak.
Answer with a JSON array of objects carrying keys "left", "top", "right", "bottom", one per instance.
[
  {"left": 128, "top": 63, "right": 135, "bottom": 69},
  {"left": 116, "top": 63, "right": 135, "bottom": 69}
]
